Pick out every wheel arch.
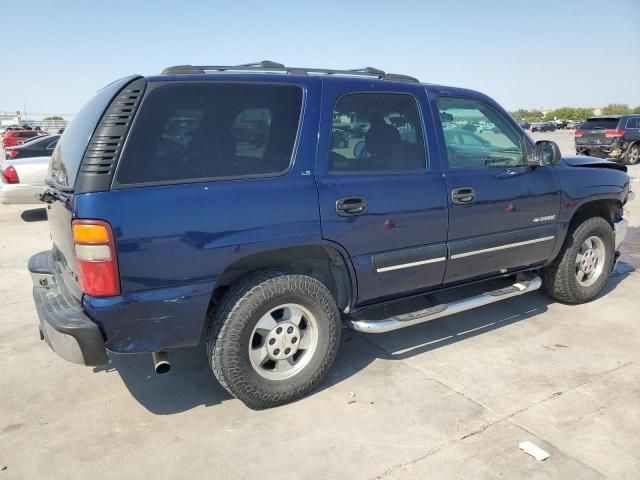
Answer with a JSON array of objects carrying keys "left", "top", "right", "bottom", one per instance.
[
  {"left": 209, "top": 243, "right": 356, "bottom": 315},
  {"left": 569, "top": 198, "right": 623, "bottom": 228},
  {"left": 546, "top": 197, "right": 623, "bottom": 266}
]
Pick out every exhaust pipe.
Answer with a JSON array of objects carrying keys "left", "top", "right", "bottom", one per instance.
[{"left": 152, "top": 351, "right": 171, "bottom": 375}]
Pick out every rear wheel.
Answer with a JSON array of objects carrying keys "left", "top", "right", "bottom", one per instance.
[
  {"left": 542, "top": 217, "right": 614, "bottom": 304},
  {"left": 207, "top": 271, "right": 341, "bottom": 409},
  {"left": 624, "top": 143, "right": 639, "bottom": 165}
]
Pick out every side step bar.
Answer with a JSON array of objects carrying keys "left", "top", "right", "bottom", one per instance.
[{"left": 349, "top": 276, "right": 542, "bottom": 333}]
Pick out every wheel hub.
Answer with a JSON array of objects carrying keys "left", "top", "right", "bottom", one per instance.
[
  {"left": 265, "top": 321, "right": 300, "bottom": 360},
  {"left": 575, "top": 235, "right": 606, "bottom": 287},
  {"left": 580, "top": 248, "right": 596, "bottom": 273}
]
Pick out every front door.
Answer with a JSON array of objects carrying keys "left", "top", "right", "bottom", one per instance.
[
  {"left": 316, "top": 81, "right": 448, "bottom": 305},
  {"left": 434, "top": 94, "right": 562, "bottom": 283}
]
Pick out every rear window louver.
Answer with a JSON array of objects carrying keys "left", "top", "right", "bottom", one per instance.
[{"left": 75, "top": 77, "right": 147, "bottom": 193}]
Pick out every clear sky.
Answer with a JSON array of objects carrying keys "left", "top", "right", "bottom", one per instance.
[{"left": 1, "top": 0, "right": 638, "bottom": 116}]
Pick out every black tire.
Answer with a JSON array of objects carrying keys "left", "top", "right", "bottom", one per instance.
[
  {"left": 207, "top": 271, "right": 341, "bottom": 409},
  {"left": 542, "top": 217, "right": 614, "bottom": 304},
  {"left": 623, "top": 143, "right": 639, "bottom": 165}
]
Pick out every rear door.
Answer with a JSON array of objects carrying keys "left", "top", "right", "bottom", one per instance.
[
  {"left": 45, "top": 76, "right": 139, "bottom": 300},
  {"left": 434, "top": 93, "right": 561, "bottom": 284},
  {"left": 316, "top": 80, "right": 448, "bottom": 305},
  {"left": 624, "top": 117, "right": 640, "bottom": 143}
]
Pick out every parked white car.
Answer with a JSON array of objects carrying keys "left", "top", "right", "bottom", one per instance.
[{"left": 0, "top": 156, "right": 50, "bottom": 205}]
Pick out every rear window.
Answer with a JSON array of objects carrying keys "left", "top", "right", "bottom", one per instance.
[
  {"left": 579, "top": 118, "right": 620, "bottom": 130},
  {"left": 48, "top": 76, "right": 136, "bottom": 189},
  {"left": 115, "top": 83, "right": 303, "bottom": 185}
]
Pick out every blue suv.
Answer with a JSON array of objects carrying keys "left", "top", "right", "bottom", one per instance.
[{"left": 30, "top": 61, "right": 632, "bottom": 408}]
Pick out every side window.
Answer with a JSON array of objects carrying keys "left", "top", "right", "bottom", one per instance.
[
  {"left": 329, "top": 93, "right": 426, "bottom": 173},
  {"left": 626, "top": 118, "right": 639, "bottom": 129},
  {"left": 116, "top": 83, "right": 303, "bottom": 185},
  {"left": 46, "top": 139, "right": 59, "bottom": 150},
  {"left": 437, "top": 96, "right": 525, "bottom": 169}
]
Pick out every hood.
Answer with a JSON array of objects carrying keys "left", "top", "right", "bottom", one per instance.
[{"left": 562, "top": 155, "right": 627, "bottom": 172}]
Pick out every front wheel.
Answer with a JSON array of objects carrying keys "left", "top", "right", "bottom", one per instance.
[
  {"left": 542, "top": 217, "right": 614, "bottom": 304},
  {"left": 207, "top": 271, "right": 341, "bottom": 409}
]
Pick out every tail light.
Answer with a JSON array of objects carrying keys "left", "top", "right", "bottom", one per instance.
[
  {"left": 574, "top": 130, "right": 583, "bottom": 137},
  {"left": 604, "top": 129, "right": 624, "bottom": 138},
  {"left": 1, "top": 165, "right": 19, "bottom": 184},
  {"left": 72, "top": 220, "right": 120, "bottom": 297},
  {"left": 6, "top": 149, "right": 19, "bottom": 159}
]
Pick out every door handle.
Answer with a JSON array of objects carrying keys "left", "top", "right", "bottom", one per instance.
[
  {"left": 336, "top": 196, "right": 367, "bottom": 217},
  {"left": 451, "top": 187, "right": 476, "bottom": 205}
]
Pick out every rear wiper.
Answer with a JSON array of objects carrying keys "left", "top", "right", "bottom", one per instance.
[
  {"left": 39, "top": 188, "right": 69, "bottom": 204},
  {"left": 37, "top": 190, "right": 67, "bottom": 203}
]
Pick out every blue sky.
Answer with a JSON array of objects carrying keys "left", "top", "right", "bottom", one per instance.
[{"left": 1, "top": 0, "right": 638, "bottom": 117}]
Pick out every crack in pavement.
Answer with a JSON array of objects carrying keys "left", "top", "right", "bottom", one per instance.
[{"left": 358, "top": 329, "right": 635, "bottom": 480}]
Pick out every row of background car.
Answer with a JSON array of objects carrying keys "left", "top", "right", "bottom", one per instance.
[
  {"left": 518, "top": 119, "right": 583, "bottom": 132},
  {"left": 0, "top": 129, "right": 60, "bottom": 204}
]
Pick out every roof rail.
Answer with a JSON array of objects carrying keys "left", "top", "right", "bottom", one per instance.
[{"left": 160, "top": 61, "right": 419, "bottom": 83}]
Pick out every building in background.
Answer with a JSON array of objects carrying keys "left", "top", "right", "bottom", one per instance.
[{"left": 0, "top": 111, "right": 21, "bottom": 126}]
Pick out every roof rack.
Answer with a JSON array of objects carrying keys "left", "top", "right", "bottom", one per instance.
[{"left": 160, "top": 60, "right": 419, "bottom": 83}]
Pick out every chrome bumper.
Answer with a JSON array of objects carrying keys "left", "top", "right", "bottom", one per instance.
[{"left": 614, "top": 218, "right": 628, "bottom": 250}]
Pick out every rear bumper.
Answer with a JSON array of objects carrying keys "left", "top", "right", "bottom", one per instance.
[
  {"left": 29, "top": 251, "right": 108, "bottom": 366},
  {"left": 575, "top": 143, "right": 624, "bottom": 159}
]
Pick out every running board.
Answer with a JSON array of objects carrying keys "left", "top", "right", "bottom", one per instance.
[{"left": 348, "top": 276, "right": 542, "bottom": 333}]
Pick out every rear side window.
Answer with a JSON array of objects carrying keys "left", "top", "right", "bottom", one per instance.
[
  {"left": 116, "top": 83, "right": 303, "bottom": 185},
  {"left": 626, "top": 118, "right": 639, "bottom": 129},
  {"left": 579, "top": 118, "right": 620, "bottom": 130},
  {"left": 329, "top": 93, "right": 426, "bottom": 173}
]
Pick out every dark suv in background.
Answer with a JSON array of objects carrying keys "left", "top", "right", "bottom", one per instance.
[{"left": 576, "top": 115, "right": 640, "bottom": 165}]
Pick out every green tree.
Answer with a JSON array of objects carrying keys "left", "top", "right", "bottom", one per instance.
[
  {"left": 43, "top": 115, "right": 64, "bottom": 121},
  {"left": 601, "top": 104, "right": 630, "bottom": 115},
  {"left": 509, "top": 109, "right": 544, "bottom": 122},
  {"left": 544, "top": 107, "right": 594, "bottom": 120},
  {"left": 632, "top": 106, "right": 640, "bottom": 114}
]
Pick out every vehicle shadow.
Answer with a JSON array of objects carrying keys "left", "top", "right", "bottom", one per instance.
[
  {"left": 100, "top": 262, "right": 634, "bottom": 414},
  {"left": 95, "top": 346, "right": 234, "bottom": 413},
  {"left": 20, "top": 207, "right": 47, "bottom": 222}
]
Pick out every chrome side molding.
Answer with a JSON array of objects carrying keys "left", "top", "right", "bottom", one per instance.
[{"left": 349, "top": 277, "right": 542, "bottom": 333}]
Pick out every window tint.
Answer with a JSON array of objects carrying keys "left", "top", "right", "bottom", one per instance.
[
  {"left": 579, "top": 118, "right": 620, "bottom": 130},
  {"left": 437, "top": 96, "right": 525, "bottom": 169},
  {"left": 116, "top": 83, "right": 302, "bottom": 185},
  {"left": 329, "top": 93, "right": 425, "bottom": 173}
]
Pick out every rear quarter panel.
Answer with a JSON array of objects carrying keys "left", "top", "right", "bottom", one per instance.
[{"left": 76, "top": 77, "right": 328, "bottom": 352}]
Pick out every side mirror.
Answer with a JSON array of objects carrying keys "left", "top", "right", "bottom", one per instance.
[
  {"left": 530, "top": 140, "right": 561, "bottom": 166},
  {"left": 353, "top": 140, "right": 367, "bottom": 158}
]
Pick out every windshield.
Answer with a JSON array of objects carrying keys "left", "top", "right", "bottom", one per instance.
[{"left": 48, "top": 76, "right": 138, "bottom": 189}]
